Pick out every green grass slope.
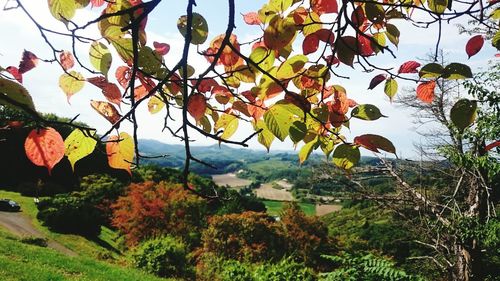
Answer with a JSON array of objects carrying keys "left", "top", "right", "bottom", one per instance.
[{"left": 0, "top": 229, "right": 167, "bottom": 281}]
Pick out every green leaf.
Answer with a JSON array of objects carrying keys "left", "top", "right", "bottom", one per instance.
[
  {"left": 249, "top": 47, "right": 275, "bottom": 72},
  {"left": 384, "top": 78, "right": 398, "bottom": 101},
  {"left": 138, "top": 46, "right": 162, "bottom": 75},
  {"left": 111, "top": 38, "right": 133, "bottom": 63},
  {"left": 0, "top": 77, "right": 36, "bottom": 111},
  {"left": 385, "top": 24, "right": 400, "bottom": 47},
  {"left": 428, "top": 0, "right": 448, "bottom": 14},
  {"left": 48, "top": 0, "right": 76, "bottom": 22},
  {"left": 303, "top": 11, "right": 321, "bottom": 36},
  {"left": 365, "top": 2, "right": 385, "bottom": 23},
  {"left": 264, "top": 103, "right": 300, "bottom": 141},
  {"left": 450, "top": 99, "right": 477, "bottom": 131},
  {"left": 299, "top": 138, "right": 318, "bottom": 164},
  {"left": 89, "top": 41, "right": 112, "bottom": 77},
  {"left": 351, "top": 104, "right": 387, "bottom": 120},
  {"left": 442, "top": 63, "right": 473, "bottom": 79},
  {"left": 64, "top": 129, "right": 97, "bottom": 170},
  {"left": 277, "top": 54, "right": 308, "bottom": 79},
  {"left": 254, "top": 120, "right": 275, "bottom": 152},
  {"left": 419, "top": 63, "right": 444, "bottom": 78},
  {"left": 59, "top": 71, "right": 85, "bottom": 102},
  {"left": 215, "top": 114, "right": 238, "bottom": 140},
  {"left": 493, "top": 30, "right": 500, "bottom": 51},
  {"left": 264, "top": 15, "right": 297, "bottom": 50},
  {"left": 289, "top": 120, "right": 307, "bottom": 143},
  {"left": 177, "top": 13, "right": 209, "bottom": 45},
  {"left": 333, "top": 144, "right": 360, "bottom": 170},
  {"left": 269, "top": 0, "right": 293, "bottom": 12}
]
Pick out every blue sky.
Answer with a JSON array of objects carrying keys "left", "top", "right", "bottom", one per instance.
[{"left": 0, "top": 0, "right": 497, "bottom": 159}]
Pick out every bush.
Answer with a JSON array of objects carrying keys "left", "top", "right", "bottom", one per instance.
[
  {"left": 37, "top": 192, "right": 103, "bottom": 236},
  {"left": 131, "top": 236, "right": 191, "bottom": 278},
  {"left": 254, "top": 258, "right": 316, "bottom": 281}
]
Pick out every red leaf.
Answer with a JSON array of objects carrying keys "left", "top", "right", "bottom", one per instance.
[
  {"left": 485, "top": 140, "right": 500, "bottom": 151},
  {"left": 357, "top": 35, "right": 374, "bottom": 56},
  {"left": 24, "top": 127, "right": 65, "bottom": 175},
  {"left": 133, "top": 85, "right": 149, "bottom": 101},
  {"left": 91, "top": 100, "right": 122, "bottom": 125},
  {"left": 310, "top": 0, "right": 338, "bottom": 15},
  {"left": 60, "top": 51, "right": 75, "bottom": 71},
  {"left": 187, "top": 93, "right": 206, "bottom": 121},
  {"left": 315, "top": 29, "right": 335, "bottom": 44},
  {"left": 115, "top": 66, "right": 132, "bottom": 89},
  {"left": 354, "top": 134, "right": 396, "bottom": 154},
  {"left": 153, "top": 41, "right": 170, "bottom": 56},
  {"left": 293, "top": 7, "right": 308, "bottom": 24},
  {"left": 193, "top": 78, "right": 218, "bottom": 93},
  {"left": 465, "top": 35, "right": 484, "bottom": 58},
  {"left": 398, "top": 61, "right": 421, "bottom": 74},
  {"left": 87, "top": 76, "right": 109, "bottom": 88},
  {"left": 6, "top": 66, "right": 22, "bottom": 83},
  {"left": 351, "top": 6, "right": 367, "bottom": 31},
  {"left": 368, "top": 74, "right": 387, "bottom": 90},
  {"left": 416, "top": 80, "right": 436, "bottom": 103},
  {"left": 242, "top": 12, "right": 261, "bottom": 25},
  {"left": 102, "top": 83, "right": 122, "bottom": 106},
  {"left": 303, "top": 34, "right": 320, "bottom": 55},
  {"left": 18, "top": 50, "right": 39, "bottom": 74},
  {"left": 347, "top": 99, "right": 358, "bottom": 108},
  {"left": 323, "top": 55, "right": 340, "bottom": 66}
]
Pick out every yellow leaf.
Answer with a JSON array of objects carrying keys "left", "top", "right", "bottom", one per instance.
[
  {"left": 215, "top": 114, "right": 239, "bottom": 140},
  {"left": 106, "top": 132, "right": 134, "bottom": 175},
  {"left": 64, "top": 129, "right": 97, "bottom": 171},
  {"left": 59, "top": 71, "right": 84, "bottom": 102}
]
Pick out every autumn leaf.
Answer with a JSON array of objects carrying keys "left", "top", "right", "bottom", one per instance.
[
  {"left": 59, "top": 71, "right": 85, "bottom": 102},
  {"left": 90, "top": 0, "right": 105, "bottom": 8},
  {"left": 310, "top": 0, "right": 338, "bottom": 15},
  {"left": 303, "top": 34, "right": 320, "bottom": 55},
  {"left": 60, "top": 51, "right": 75, "bottom": 70},
  {"left": 243, "top": 12, "right": 262, "bottom": 25},
  {"left": 398, "top": 61, "right": 421, "bottom": 74},
  {"left": 177, "top": 12, "right": 209, "bottom": 45},
  {"left": 0, "top": 77, "right": 36, "bottom": 111},
  {"left": 6, "top": 67, "right": 23, "bottom": 83},
  {"left": 24, "top": 127, "right": 65, "bottom": 175},
  {"left": 384, "top": 78, "right": 398, "bottom": 101},
  {"left": 351, "top": 104, "right": 387, "bottom": 120},
  {"left": 90, "top": 100, "right": 122, "bottom": 125},
  {"left": 450, "top": 99, "right": 477, "bottom": 131},
  {"left": 106, "top": 132, "right": 134, "bottom": 175},
  {"left": 115, "top": 66, "right": 131, "bottom": 89},
  {"left": 332, "top": 144, "right": 360, "bottom": 170},
  {"left": 416, "top": 80, "right": 436, "bottom": 103},
  {"left": 354, "top": 134, "right": 396, "bottom": 154},
  {"left": 89, "top": 41, "right": 112, "bottom": 77},
  {"left": 153, "top": 41, "right": 170, "bottom": 56},
  {"left": 18, "top": 50, "right": 39, "bottom": 74},
  {"left": 368, "top": 74, "right": 387, "bottom": 90},
  {"left": 148, "top": 95, "right": 165, "bottom": 114},
  {"left": 187, "top": 93, "right": 206, "bottom": 121},
  {"left": 465, "top": 35, "right": 484, "bottom": 58},
  {"left": 215, "top": 113, "right": 239, "bottom": 140},
  {"left": 64, "top": 129, "right": 97, "bottom": 170}
]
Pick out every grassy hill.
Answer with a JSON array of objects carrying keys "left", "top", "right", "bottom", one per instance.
[{"left": 0, "top": 228, "right": 169, "bottom": 281}]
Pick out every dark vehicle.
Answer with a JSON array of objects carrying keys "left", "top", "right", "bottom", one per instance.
[{"left": 0, "top": 199, "right": 21, "bottom": 212}]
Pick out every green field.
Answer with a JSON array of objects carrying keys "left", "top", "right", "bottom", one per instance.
[{"left": 262, "top": 200, "right": 316, "bottom": 216}]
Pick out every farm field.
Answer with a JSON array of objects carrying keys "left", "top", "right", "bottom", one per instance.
[
  {"left": 315, "top": 204, "right": 342, "bottom": 216},
  {"left": 254, "top": 183, "right": 295, "bottom": 201},
  {"left": 211, "top": 173, "right": 252, "bottom": 188},
  {"left": 263, "top": 200, "right": 316, "bottom": 216}
]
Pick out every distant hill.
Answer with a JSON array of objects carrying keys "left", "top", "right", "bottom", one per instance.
[{"left": 138, "top": 139, "right": 381, "bottom": 176}]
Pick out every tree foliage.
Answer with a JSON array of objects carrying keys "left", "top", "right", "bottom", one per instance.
[{"left": 0, "top": 0, "right": 497, "bottom": 188}]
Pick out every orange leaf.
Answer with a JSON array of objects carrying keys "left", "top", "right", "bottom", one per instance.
[
  {"left": 187, "top": 93, "right": 206, "bottom": 121},
  {"left": 24, "top": 127, "right": 65, "bottom": 175},
  {"left": 354, "top": 134, "right": 396, "bottom": 154},
  {"left": 90, "top": 100, "right": 122, "bottom": 125},
  {"left": 115, "top": 66, "right": 132, "bottom": 89},
  {"left": 106, "top": 132, "right": 134, "bottom": 175},
  {"left": 60, "top": 51, "right": 75, "bottom": 71},
  {"left": 398, "top": 61, "right": 421, "bottom": 74},
  {"left": 18, "top": 50, "right": 39, "bottom": 74},
  {"left": 416, "top": 80, "right": 436, "bottom": 103},
  {"left": 242, "top": 12, "right": 261, "bottom": 25},
  {"left": 102, "top": 83, "right": 122, "bottom": 106}
]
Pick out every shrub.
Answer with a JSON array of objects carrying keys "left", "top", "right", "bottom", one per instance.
[
  {"left": 37, "top": 192, "right": 103, "bottom": 236},
  {"left": 131, "top": 236, "right": 191, "bottom": 278},
  {"left": 112, "top": 181, "right": 207, "bottom": 247},
  {"left": 254, "top": 258, "right": 316, "bottom": 281}
]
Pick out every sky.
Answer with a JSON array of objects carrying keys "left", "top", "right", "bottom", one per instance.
[{"left": 0, "top": 0, "right": 497, "bottom": 159}]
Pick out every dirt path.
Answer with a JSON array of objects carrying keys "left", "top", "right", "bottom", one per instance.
[{"left": 0, "top": 211, "right": 77, "bottom": 256}]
